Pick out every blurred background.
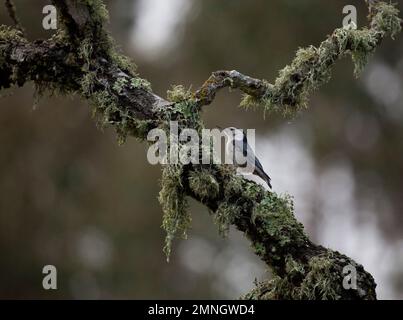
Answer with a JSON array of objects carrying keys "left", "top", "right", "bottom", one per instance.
[{"left": 0, "top": 0, "right": 402, "bottom": 299}]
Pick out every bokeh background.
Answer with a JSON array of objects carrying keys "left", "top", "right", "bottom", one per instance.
[{"left": 0, "top": 0, "right": 402, "bottom": 299}]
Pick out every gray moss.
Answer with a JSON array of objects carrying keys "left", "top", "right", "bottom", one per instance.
[
  {"left": 189, "top": 168, "right": 220, "bottom": 201},
  {"left": 159, "top": 165, "right": 190, "bottom": 261}
]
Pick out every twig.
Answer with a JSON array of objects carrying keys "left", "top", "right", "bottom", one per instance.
[{"left": 4, "top": 0, "right": 25, "bottom": 37}]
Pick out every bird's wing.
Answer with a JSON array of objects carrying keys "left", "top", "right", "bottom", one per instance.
[
  {"left": 242, "top": 134, "right": 259, "bottom": 168},
  {"left": 243, "top": 134, "right": 272, "bottom": 188}
]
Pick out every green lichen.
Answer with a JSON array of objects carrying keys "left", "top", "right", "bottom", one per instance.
[
  {"left": 77, "top": 0, "right": 109, "bottom": 23},
  {"left": 109, "top": 42, "right": 137, "bottom": 74},
  {"left": 253, "top": 242, "right": 266, "bottom": 257},
  {"left": 241, "top": 44, "right": 332, "bottom": 116},
  {"left": 242, "top": 181, "right": 265, "bottom": 203},
  {"left": 113, "top": 76, "right": 152, "bottom": 94},
  {"left": 285, "top": 255, "right": 305, "bottom": 278},
  {"left": 349, "top": 29, "right": 378, "bottom": 76},
  {"left": 155, "top": 91, "right": 206, "bottom": 257},
  {"left": 153, "top": 85, "right": 210, "bottom": 257},
  {"left": 167, "top": 85, "right": 194, "bottom": 102},
  {"left": 188, "top": 168, "right": 220, "bottom": 201},
  {"left": 299, "top": 255, "right": 341, "bottom": 299},
  {"left": 80, "top": 71, "right": 97, "bottom": 95},
  {"left": 240, "top": 92, "right": 267, "bottom": 112},
  {"left": 80, "top": 71, "right": 153, "bottom": 142},
  {"left": 222, "top": 171, "right": 244, "bottom": 199},
  {"left": 161, "top": 86, "right": 204, "bottom": 137},
  {"left": 81, "top": 73, "right": 153, "bottom": 142},
  {"left": 159, "top": 165, "right": 190, "bottom": 261},
  {"left": 0, "top": 26, "right": 26, "bottom": 87},
  {"left": 214, "top": 202, "right": 241, "bottom": 237},
  {"left": 0, "top": 25, "right": 24, "bottom": 41},
  {"left": 85, "top": 2, "right": 137, "bottom": 73},
  {"left": 78, "top": 38, "right": 94, "bottom": 67},
  {"left": 57, "top": 0, "right": 136, "bottom": 74},
  {"left": 33, "top": 77, "right": 77, "bottom": 105},
  {"left": 371, "top": 2, "right": 402, "bottom": 39},
  {"left": 253, "top": 193, "right": 307, "bottom": 248},
  {"left": 166, "top": 85, "right": 199, "bottom": 123},
  {"left": 130, "top": 77, "right": 152, "bottom": 91},
  {"left": 114, "top": 113, "right": 154, "bottom": 144},
  {"left": 88, "top": 89, "right": 152, "bottom": 142},
  {"left": 33, "top": 81, "right": 59, "bottom": 104},
  {"left": 240, "top": 2, "right": 402, "bottom": 116},
  {"left": 89, "top": 90, "right": 116, "bottom": 117},
  {"left": 274, "top": 46, "right": 328, "bottom": 112},
  {"left": 112, "top": 77, "right": 128, "bottom": 94},
  {"left": 243, "top": 252, "right": 344, "bottom": 300},
  {"left": 177, "top": 100, "right": 199, "bottom": 123}
]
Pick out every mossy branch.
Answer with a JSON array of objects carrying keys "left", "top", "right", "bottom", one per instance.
[
  {"left": 195, "top": 2, "right": 402, "bottom": 116},
  {"left": 1, "top": 0, "right": 401, "bottom": 300},
  {"left": 4, "top": 0, "right": 25, "bottom": 36}
]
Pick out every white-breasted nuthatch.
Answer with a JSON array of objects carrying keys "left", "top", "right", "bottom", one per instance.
[{"left": 223, "top": 127, "right": 272, "bottom": 189}]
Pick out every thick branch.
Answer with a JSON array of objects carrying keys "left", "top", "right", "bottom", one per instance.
[{"left": 0, "top": 28, "right": 167, "bottom": 121}]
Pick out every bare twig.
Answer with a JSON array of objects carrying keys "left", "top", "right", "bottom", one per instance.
[{"left": 195, "top": 70, "right": 269, "bottom": 107}]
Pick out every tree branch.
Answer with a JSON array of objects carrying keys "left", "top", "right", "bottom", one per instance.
[
  {"left": 4, "top": 0, "right": 25, "bottom": 36},
  {"left": 1, "top": 0, "right": 401, "bottom": 299},
  {"left": 196, "top": 1, "right": 402, "bottom": 114}
]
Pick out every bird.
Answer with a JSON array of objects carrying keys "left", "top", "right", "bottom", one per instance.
[{"left": 222, "top": 127, "right": 272, "bottom": 189}]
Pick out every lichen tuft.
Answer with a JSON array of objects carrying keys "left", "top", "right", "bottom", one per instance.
[
  {"left": 243, "top": 252, "right": 346, "bottom": 300},
  {"left": 371, "top": 2, "right": 402, "bottom": 40},
  {"left": 214, "top": 202, "right": 241, "bottom": 237},
  {"left": 130, "top": 77, "right": 152, "bottom": 91},
  {"left": 159, "top": 165, "right": 190, "bottom": 261},
  {"left": 167, "top": 85, "right": 194, "bottom": 102},
  {"left": 253, "top": 193, "right": 307, "bottom": 248},
  {"left": 188, "top": 168, "right": 220, "bottom": 201}
]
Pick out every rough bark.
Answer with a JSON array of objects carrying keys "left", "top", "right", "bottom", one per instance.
[{"left": 0, "top": 0, "right": 401, "bottom": 299}]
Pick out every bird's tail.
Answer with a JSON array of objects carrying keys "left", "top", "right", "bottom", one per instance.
[{"left": 254, "top": 167, "right": 272, "bottom": 189}]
